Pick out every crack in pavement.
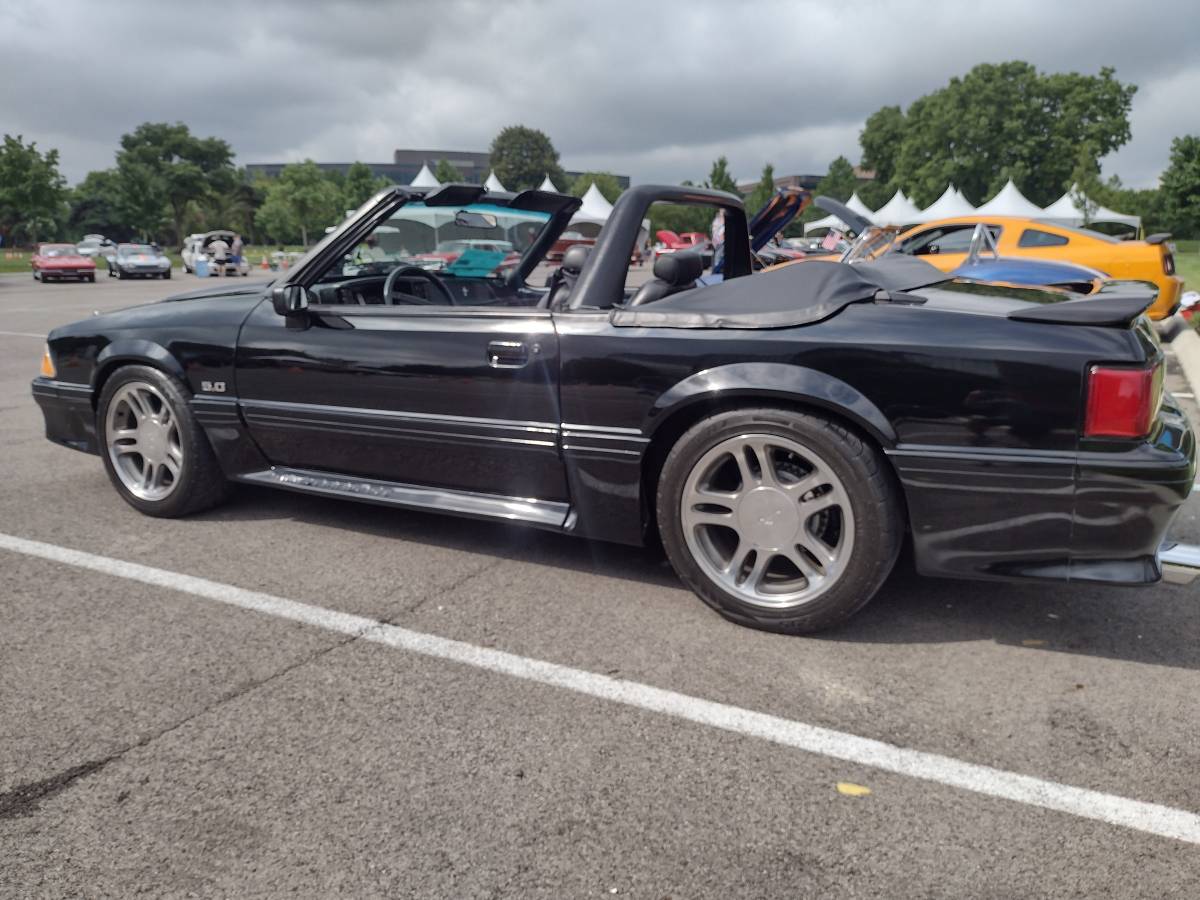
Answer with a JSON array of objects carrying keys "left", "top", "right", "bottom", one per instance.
[{"left": 0, "top": 556, "right": 505, "bottom": 819}]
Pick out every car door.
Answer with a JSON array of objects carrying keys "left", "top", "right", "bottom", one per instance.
[{"left": 234, "top": 298, "right": 568, "bottom": 503}]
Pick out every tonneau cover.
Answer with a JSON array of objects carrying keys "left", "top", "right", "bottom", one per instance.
[{"left": 611, "top": 256, "right": 947, "bottom": 329}]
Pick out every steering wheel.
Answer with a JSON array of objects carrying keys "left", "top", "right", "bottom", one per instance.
[{"left": 383, "top": 265, "right": 456, "bottom": 306}]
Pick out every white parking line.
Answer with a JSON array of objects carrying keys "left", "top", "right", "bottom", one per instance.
[
  {"left": 3, "top": 529, "right": 1199, "bottom": 845},
  {"left": 0, "top": 330, "right": 45, "bottom": 338}
]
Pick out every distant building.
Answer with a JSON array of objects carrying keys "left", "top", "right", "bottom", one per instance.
[{"left": 246, "top": 148, "right": 630, "bottom": 190}]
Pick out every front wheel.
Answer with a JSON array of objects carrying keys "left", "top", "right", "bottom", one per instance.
[
  {"left": 163, "top": 269, "right": 172, "bottom": 279},
  {"left": 97, "top": 365, "right": 230, "bottom": 518},
  {"left": 656, "top": 408, "right": 903, "bottom": 634}
]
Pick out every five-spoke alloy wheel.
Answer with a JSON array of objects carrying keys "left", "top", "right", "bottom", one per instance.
[
  {"left": 657, "top": 407, "right": 902, "bottom": 634},
  {"left": 97, "top": 365, "right": 229, "bottom": 517},
  {"left": 105, "top": 381, "right": 184, "bottom": 501},
  {"left": 680, "top": 433, "right": 854, "bottom": 609}
]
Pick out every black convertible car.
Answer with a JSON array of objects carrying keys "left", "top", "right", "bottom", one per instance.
[{"left": 31, "top": 183, "right": 1199, "bottom": 633}]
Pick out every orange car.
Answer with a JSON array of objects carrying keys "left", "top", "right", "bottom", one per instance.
[{"left": 888, "top": 216, "right": 1181, "bottom": 319}]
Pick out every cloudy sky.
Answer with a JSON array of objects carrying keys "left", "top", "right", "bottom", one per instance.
[{"left": 4, "top": 0, "right": 1198, "bottom": 192}]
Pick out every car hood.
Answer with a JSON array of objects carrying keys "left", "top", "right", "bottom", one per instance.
[
  {"left": 748, "top": 188, "right": 811, "bottom": 252},
  {"left": 42, "top": 255, "right": 92, "bottom": 266},
  {"left": 163, "top": 280, "right": 271, "bottom": 303}
]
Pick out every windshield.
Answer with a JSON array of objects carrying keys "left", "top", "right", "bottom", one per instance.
[
  {"left": 842, "top": 226, "right": 903, "bottom": 263},
  {"left": 119, "top": 244, "right": 156, "bottom": 255},
  {"left": 321, "top": 201, "right": 551, "bottom": 283},
  {"left": 41, "top": 245, "right": 77, "bottom": 257}
]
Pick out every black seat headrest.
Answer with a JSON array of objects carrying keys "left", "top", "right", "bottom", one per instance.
[
  {"left": 561, "top": 244, "right": 591, "bottom": 274},
  {"left": 654, "top": 251, "right": 703, "bottom": 286}
]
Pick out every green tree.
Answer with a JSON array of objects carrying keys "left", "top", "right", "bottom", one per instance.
[
  {"left": 1066, "top": 143, "right": 1104, "bottom": 225},
  {"left": 254, "top": 160, "right": 342, "bottom": 246},
  {"left": 488, "top": 125, "right": 565, "bottom": 192},
  {"left": 861, "top": 62, "right": 1136, "bottom": 206},
  {"left": 68, "top": 169, "right": 131, "bottom": 239},
  {"left": 342, "top": 161, "right": 389, "bottom": 211},
  {"left": 568, "top": 171, "right": 623, "bottom": 203},
  {"left": 433, "top": 158, "right": 463, "bottom": 183},
  {"left": 114, "top": 122, "right": 237, "bottom": 244},
  {"left": 744, "top": 163, "right": 776, "bottom": 215},
  {"left": 0, "top": 134, "right": 68, "bottom": 245},
  {"left": 705, "top": 156, "right": 738, "bottom": 194},
  {"left": 799, "top": 156, "right": 860, "bottom": 225},
  {"left": 856, "top": 179, "right": 892, "bottom": 211},
  {"left": 1161, "top": 135, "right": 1200, "bottom": 239},
  {"left": 859, "top": 105, "right": 905, "bottom": 187}
]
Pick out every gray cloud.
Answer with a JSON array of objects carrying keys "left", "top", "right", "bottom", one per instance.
[{"left": 3, "top": 0, "right": 1197, "bottom": 190}]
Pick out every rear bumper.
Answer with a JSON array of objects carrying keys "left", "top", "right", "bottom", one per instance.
[
  {"left": 31, "top": 377, "right": 98, "bottom": 454},
  {"left": 892, "top": 399, "right": 1196, "bottom": 585},
  {"left": 1149, "top": 276, "right": 1184, "bottom": 320}
]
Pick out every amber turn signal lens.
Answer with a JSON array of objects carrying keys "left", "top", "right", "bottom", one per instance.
[{"left": 39, "top": 344, "right": 56, "bottom": 378}]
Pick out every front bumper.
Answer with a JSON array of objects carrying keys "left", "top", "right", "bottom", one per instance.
[{"left": 31, "top": 377, "right": 98, "bottom": 454}]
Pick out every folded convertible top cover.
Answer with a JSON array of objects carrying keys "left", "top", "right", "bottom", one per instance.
[{"left": 611, "top": 256, "right": 947, "bottom": 329}]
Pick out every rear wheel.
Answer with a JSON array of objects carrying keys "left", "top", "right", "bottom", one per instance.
[
  {"left": 97, "top": 365, "right": 230, "bottom": 518},
  {"left": 656, "top": 407, "right": 902, "bottom": 633}
]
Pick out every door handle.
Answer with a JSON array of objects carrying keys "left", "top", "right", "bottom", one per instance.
[{"left": 487, "top": 340, "right": 529, "bottom": 368}]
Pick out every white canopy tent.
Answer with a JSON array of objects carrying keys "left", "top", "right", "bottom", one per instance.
[
  {"left": 409, "top": 163, "right": 440, "bottom": 189},
  {"left": 871, "top": 189, "right": 923, "bottom": 226},
  {"left": 483, "top": 171, "right": 507, "bottom": 192},
  {"left": 1040, "top": 185, "right": 1141, "bottom": 231},
  {"left": 568, "top": 182, "right": 615, "bottom": 237},
  {"left": 538, "top": 174, "right": 561, "bottom": 193},
  {"left": 975, "top": 179, "right": 1043, "bottom": 217},
  {"left": 910, "top": 184, "right": 976, "bottom": 223}
]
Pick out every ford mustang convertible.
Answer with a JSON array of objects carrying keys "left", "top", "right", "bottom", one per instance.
[{"left": 31, "top": 183, "right": 1199, "bottom": 633}]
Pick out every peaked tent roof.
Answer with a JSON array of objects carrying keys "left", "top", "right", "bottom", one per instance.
[
  {"left": 911, "top": 184, "right": 977, "bottom": 223},
  {"left": 483, "top": 171, "right": 506, "bottom": 192},
  {"left": 1041, "top": 185, "right": 1141, "bottom": 229},
  {"left": 845, "top": 192, "right": 875, "bottom": 219},
  {"left": 538, "top": 174, "right": 561, "bottom": 193},
  {"left": 410, "top": 163, "right": 441, "bottom": 188},
  {"left": 570, "top": 182, "right": 616, "bottom": 228},
  {"left": 871, "top": 189, "right": 922, "bottom": 226},
  {"left": 975, "top": 179, "right": 1043, "bottom": 217}
]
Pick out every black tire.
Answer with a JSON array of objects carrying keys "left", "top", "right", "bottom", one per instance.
[
  {"left": 88, "top": 274, "right": 96, "bottom": 283},
  {"left": 116, "top": 268, "right": 125, "bottom": 279},
  {"left": 164, "top": 269, "right": 172, "bottom": 279},
  {"left": 96, "top": 364, "right": 230, "bottom": 518},
  {"left": 656, "top": 407, "right": 903, "bottom": 634}
]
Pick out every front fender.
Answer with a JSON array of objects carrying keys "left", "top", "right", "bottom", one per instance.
[
  {"left": 645, "top": 361, "right": 897, "bottom": 447},
  {"left": 92, "top": 339, "right": 187, "bottom": 390}
]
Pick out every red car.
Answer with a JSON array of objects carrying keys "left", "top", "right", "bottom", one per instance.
[
  {"left": 654, "top": 230, "right": 711, "bottom": 260},
  {"left": 32, "top": 243, "right": 96, "bottom": 283}
]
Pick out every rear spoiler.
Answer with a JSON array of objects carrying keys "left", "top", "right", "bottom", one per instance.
[
  {"left": 1007, "top": 292, "right": 1155, "bottom": 328},
  {"left": 1144, "top": 233, "right": 1172, "bottom": 245}
]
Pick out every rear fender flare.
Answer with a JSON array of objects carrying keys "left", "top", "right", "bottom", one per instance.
[{"left": 646, "top": 362, "right": 897, "bottom": 447}]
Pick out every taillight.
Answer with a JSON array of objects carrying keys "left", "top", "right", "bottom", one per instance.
[
  {"left": 1164, "top": 252, "right": 1175, "bottom": 276},
  {"left": 1084, "top": 364, "right": 1162, "bottom": 438}
]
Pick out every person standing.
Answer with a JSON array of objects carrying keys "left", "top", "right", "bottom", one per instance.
[
  {"left": 230, "top": 233, "right": 244, "bottom": 268},
  {"left": 207, "top": 236, "right": 230, "bottom": 276}
]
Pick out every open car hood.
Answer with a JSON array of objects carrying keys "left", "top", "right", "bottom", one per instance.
[
  {"left": 813, "top": 196, "right": 872, "bottom": 235},
  {"left": 748, "top": 188, "right": 811, "bottom": 252}
]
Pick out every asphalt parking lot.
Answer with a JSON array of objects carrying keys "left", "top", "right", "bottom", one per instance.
[{"left": 2, "top": 269, "right": 1200, "bottom": 898}]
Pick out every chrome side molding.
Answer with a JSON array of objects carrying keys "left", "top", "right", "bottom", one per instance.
[
  {"left": 237, "top": 467, "right": 570, "bottom": 529},
  {"left": 1160, "top": 543, "right": 1200, "bottom": 586}
]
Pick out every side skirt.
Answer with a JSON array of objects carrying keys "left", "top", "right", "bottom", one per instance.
[{"left": 235, "top": 466, "right": 572, "bottom": 531}]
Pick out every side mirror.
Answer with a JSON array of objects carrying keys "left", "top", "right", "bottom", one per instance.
[{"left": 271, "top": 284, "right": 308, "bottom": 317}]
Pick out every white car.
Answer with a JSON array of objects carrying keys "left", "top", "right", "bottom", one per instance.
[
  {"left": 76, "top": 236, "right": 115, "bottom": 258},
  {"left": 181, "top": 231, "right": 250, "bottom": 276}
]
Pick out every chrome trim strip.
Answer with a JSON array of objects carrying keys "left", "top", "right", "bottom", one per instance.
[
  {"left": 240, "top": 398, "right": 558, "bottom": 433},
  {"left": 237, "top": 467, "right": 569, "bottom": 528},
  {"left": 887, "top": 444, "right": 1077, "bottom": 465},
  {"left": 560, "top": 422, "right": 647, "bottom": 437}
]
